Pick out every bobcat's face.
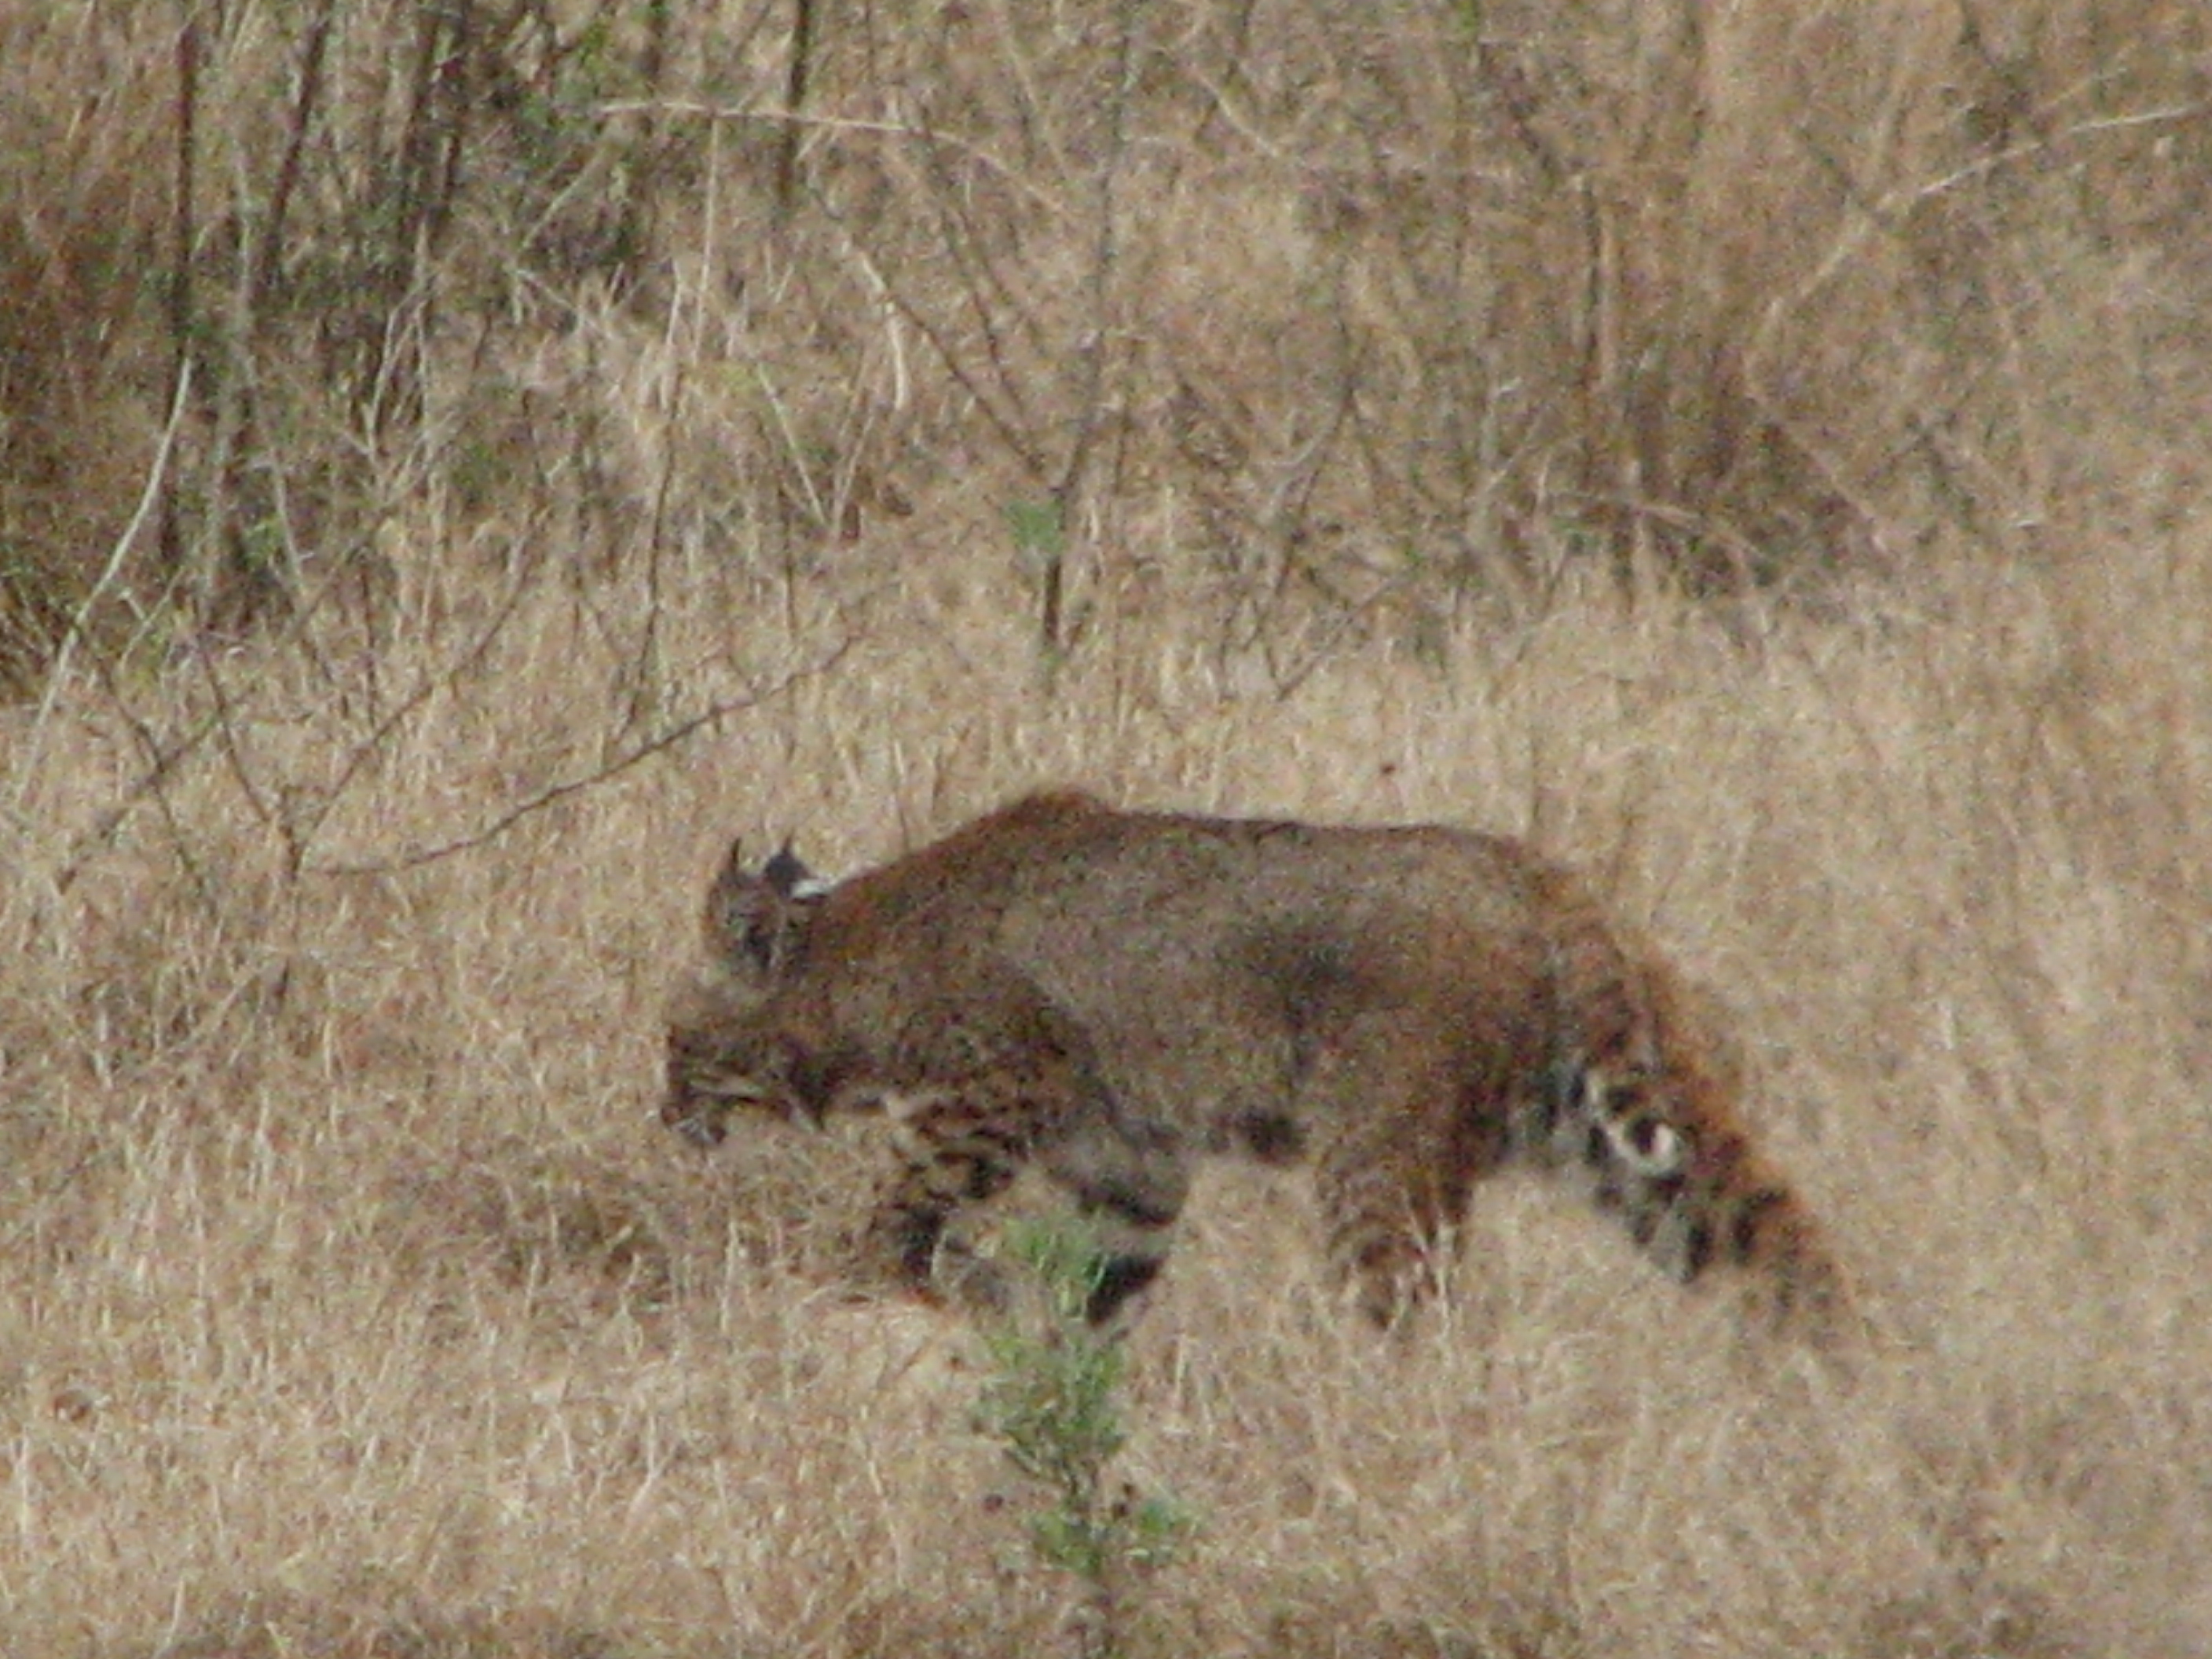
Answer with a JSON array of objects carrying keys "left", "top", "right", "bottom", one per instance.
[
  {"left": 661, "top": 992, "right": 816, "bottom": 1148},
  {"left": 661, "top": 837, "right": 834, "bottom": 1148}
]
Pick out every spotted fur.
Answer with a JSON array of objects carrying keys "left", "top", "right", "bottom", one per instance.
[{"left": 663, "top": 791, "right": 1847, "bottom": 1339}]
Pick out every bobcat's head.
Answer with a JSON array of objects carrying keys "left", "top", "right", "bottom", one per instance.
[{"left": 661, "top": 838, "right": 833, "bottom": 1148}]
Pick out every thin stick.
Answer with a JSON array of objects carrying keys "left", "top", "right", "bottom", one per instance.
[
  {"left": 305, "top": 642, "right": 854, "bottom": 877},
  {"left": 13, "top": 361, "right": 196, "bottom": 819}
]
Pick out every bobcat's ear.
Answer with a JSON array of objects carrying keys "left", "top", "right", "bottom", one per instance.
[
  {"left": 702, "top": 837, "right": 819, "bottom": 984},
  {"left": 761, "top": 840, "right": 814, "bottom": 898}
]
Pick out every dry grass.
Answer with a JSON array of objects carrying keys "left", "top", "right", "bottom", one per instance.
[
  {"left": 9, "top": 535, "right": 2212, "bottom": 1657},
  {"left": 4, "top": 1, "right": 2211, "bottom": 1654}
]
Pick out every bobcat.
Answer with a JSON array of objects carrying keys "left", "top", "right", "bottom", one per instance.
[{"left": 662, "top": 791, "right": 1845, "bottom": 1338}]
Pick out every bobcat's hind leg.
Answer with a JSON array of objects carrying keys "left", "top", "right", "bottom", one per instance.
[
  {"left": 1314, "top": 1121, "right": 1461, "bottom": 1327},
  {"left": 1305, "top": 1025, "right": 1500, "bottom": 1327}
]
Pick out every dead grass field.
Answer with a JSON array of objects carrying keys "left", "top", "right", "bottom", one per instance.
[
  {"left": 4, "top": 2, "right": 2211, "bottom": 1654},
  {"left": 9, "top": 542, "right": 2212, "bottom": 1657}
]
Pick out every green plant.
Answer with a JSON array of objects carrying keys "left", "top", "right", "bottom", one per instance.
[
  {"left": 976, "top": 1215, "right": 1191, "bottom": 1657},
  {"left": 1005, "top": 497, "right": 1070, "bottom": 662}
]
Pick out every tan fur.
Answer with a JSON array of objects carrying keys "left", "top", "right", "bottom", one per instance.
[{"left": 662, "top": 790, "right": 1848, "bottom": 1341}]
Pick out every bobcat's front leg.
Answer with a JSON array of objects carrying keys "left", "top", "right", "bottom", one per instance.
[
  {"left": 854, "top": 1084, "right": 1035, "bottom": 1308},
  {"left": 850, "top": 992, "right": 1110, "bottom": 1313}
]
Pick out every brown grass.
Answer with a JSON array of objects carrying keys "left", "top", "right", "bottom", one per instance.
[
  {"left": 4, "top": 1, "right": 2210, "bottom": 1654},
  {"left": 9, "top": 542, "right": 2212, "bottom": 1657}
]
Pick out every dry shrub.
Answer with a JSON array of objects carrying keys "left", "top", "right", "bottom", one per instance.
[
  {"left": 1, "top": 0, "right": 2206, "bottom": 687},
  {"left": 0, "top": 6, "right": 174, "bottom": 690}
]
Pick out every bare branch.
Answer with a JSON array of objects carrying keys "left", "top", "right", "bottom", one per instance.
[
  {"left": 14, "top": 359, "right": 196, "bottom": 819},
  {"left": 302, "top": 640, "right": 855, "bottom": 877}
]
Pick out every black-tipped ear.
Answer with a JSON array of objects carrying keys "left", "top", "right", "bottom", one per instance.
[{"left": 762, "top": 840, "right": 813, "bottom": 897}]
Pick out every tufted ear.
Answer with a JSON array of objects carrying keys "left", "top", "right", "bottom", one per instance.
[
  {"left": 760, "top": 840, "right": 814, "bottom": 898},
  {"left": 701, "top": 837, "right": 819, "bottom": 985}
]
